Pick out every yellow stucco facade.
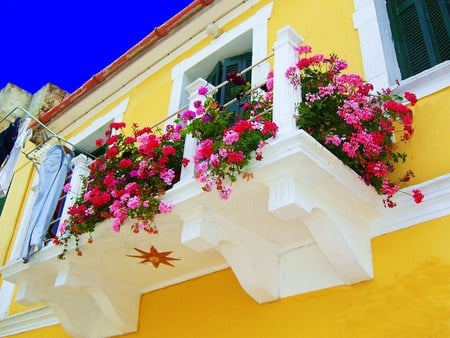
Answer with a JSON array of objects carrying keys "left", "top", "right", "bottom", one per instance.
[{"left": 1, "top": 0, "right": 449, "bottom": 337}]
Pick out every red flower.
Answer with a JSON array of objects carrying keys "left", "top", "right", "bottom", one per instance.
[
  {"left": 226, "top": 151, "right": 244, "bottom": 163},
  {"left": 106, "top": 135, "right": 119, "bottom": 145},
  {"left": 404, "top": 92, "right": 417, "bottom": 106},
  {"left": 181, "top": 158, "right": 190, "bottom": 167},
  {"left": 412, "top": 189, "right": 424, "bottom": 203},
  {"left": 297, "top": 58, "right": 312, "bottom": 69},
  {"left": 262, "top": 121, "right": 278, "bottom": 136},
  {"left": 105, "top": 146, "right": 119, "bottom": 159},
  {"left": 383, "top": 100, "right": 410, "bottom": 115},
  {"left": 124, "top": 136, "right": 136, "bottom": 145},
  {"left": 233, "top": 120, "right": 252, "bottom": 134},
  {"left": 95, "top": 138, "right": 104, "bottom": 147},
  {"left": 110, "top": 122, "right": 126, "bottom": 130},
  {"left": 162, "top": 145, "right": 176, "bottom": 156},
  {"left": 119, "top": 158, "right": 133, "bottom": 168}
]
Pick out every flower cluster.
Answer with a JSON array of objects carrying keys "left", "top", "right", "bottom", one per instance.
[
  {"left": 286, "top": 44, "right": 423, "bottom": 207},
  {"left": 55, "top": 122, "right": 186, "bottom": 257},
  {"left": 178, "top": 72, "right": 277, "bottom": 199}
]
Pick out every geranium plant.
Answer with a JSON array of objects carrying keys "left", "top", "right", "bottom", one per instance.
[
  {"left": 56, "top": 73, "right": 277, "bottom": 257},
  {"left": 177, "top": 72, "right": 277, "bottom": 199},
  {"left": 55, "top": 122, "right": 186, "bottom": 257},
  {"left": 286, "top": 44, "right": 423, "bottom": 207}
]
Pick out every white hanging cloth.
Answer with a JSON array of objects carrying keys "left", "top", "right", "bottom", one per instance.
[{"left": 0, "top": 118, "right": 32, "bottom": 197}]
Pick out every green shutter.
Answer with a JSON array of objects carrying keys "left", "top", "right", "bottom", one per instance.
[
  {"left": 0, "top": 196, "right": 6, "bottom": 216},
  {"left": 206, "top": 61, "right": 222, "bottom": 101},
  {"left": 220, "top": 52, "right": 252, "bottom": 116},
  {"left": 387, "top": 0, "right": 450, "bottom": 78},
  {"left": 205, "top": 52, "right": 252, "bottom": 116},
  {"left": 424, "top": 0, "right": 450, "bottom": 62}
]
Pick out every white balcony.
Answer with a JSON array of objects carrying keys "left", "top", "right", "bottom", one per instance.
[{"left": 0, "top": 26, "right": 384, "bottom": 338}]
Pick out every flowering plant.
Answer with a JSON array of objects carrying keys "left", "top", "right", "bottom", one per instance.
[
  {"left": 286, "top": 44, "right": 423, "bottom": 207},
  {"left": 55, "top": 122, "right": 186, "bottom": 256},
  {"left": 177, "top": 72, "right": 277, "bottom": 199}
]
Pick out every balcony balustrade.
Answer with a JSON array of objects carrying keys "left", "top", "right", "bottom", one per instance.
[{"left": 0, "top": 26, "right": 384, "bottom": 338}]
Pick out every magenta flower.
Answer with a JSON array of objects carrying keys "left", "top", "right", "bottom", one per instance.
[{"left": 198, "top": 86, "right": 209, "bottom": 96}]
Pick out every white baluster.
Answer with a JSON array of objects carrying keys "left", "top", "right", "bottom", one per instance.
[
  {"left": 178, "top": 78, "right": 215, "bottom": 183},
  {"left": 56, "top": 154, "right": 91, "bottom": 235},
  {"left": 273, "top": 26, "right": 303, "bottom": 137}
]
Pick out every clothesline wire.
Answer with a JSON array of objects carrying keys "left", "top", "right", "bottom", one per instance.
[{"left": 0, "top": 106, "right": 96, "bottom": 161}]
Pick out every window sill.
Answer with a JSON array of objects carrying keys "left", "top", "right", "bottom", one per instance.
[{"left": 393, "top": 61, "right": 450, "bottom": 99}]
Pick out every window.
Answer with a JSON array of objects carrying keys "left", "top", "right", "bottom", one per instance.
[
  {"left": 353, "top": 0, "right": 450, "bottom": 97},
  {"left": 206, "top": 52, "right": 253, "bottom": 116},
  {"left": 386, "top": 0, "right": 450, "bottom": 79},
  {"left": 169, "top": 3, "right": 272, "bottom": 117},
  {"left": 44, "top": 145, "right": 107, "bottom": 242}
]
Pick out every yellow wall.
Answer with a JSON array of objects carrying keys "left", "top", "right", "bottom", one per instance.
[
  {"left": 119, "top": 215, "right": 450, "bottom": 338},
  {"left": 8, "top": 216, "right": 450, "bottom": 338},
  {"left": 3, "top": 0, "right": 450, "bottom": 337},
  {"left": 116, "top": 217, "right": 450, "bottom": 338},
  {"left": 0, "top": 158, "right": 35, "bottom": 265},
  {"left": 396, "top": 87, "right": 450, "bottom": 184}
]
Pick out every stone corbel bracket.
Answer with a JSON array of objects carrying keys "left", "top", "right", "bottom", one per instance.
[
  {"left": 179, "top": 130, "right": 383, "bottom": 303},
  {"left": 2, "top": 257, "right": 140, "bottom": 338},
  {"left": 180, "top": 206, "right": 279, "bottom": 303}
]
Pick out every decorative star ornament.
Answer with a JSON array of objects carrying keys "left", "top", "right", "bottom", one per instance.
[{"left": 127, "top": 245, "right": 180, "bottom": 268}]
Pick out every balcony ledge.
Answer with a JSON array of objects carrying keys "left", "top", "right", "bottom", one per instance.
[{"left": 1, "top": 130, "right": 384, "bottom": 338}]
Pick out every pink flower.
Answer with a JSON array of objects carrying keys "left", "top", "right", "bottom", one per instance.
[
  {"left": 266, "top": 70, "right": 274, "bottom": 91},
  {"left": 58, "top": 222, "right": 66, "bottom": 234},
  {"left": 160, "top": 169, "right": 175, "bottom": 185},
  {"left": 219, "top": 186, "right": 233, "bottom": 200},
  {"left": 325, "top": 135, "right": 342, "bottom": 146},
  {"left": 224, "top": 130, "right": 240, "bottom": 145},
  {"left": 158, "top": 200, "right": 173, "bottom": 214},
  {"left": 127, "top": 196, "right": 141, "bottom": 209},
  {"left": 294, "top": 44, "right": 312, "bottom": 55},
  {"left": 209, "top": 154, "right": 220, "bottom": 168},
  {"left": 63, "top": 183, "right": 72, "bottom": 193}
]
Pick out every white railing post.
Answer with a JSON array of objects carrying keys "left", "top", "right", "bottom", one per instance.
[
  {"left": 56, "top": 154, "right": 91, "bottom": 234},
  {"left": 273, "top": 26, "right": 303, "bottom": 137},
  {"left": 178, "top": 78, "right": 214, "bottom": 183}
]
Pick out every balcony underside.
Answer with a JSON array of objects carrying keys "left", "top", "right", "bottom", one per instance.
[{"left": 1, "top": 130, "right": 383, "bottom": 338}]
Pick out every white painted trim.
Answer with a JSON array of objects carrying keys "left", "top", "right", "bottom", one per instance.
[
  {"left": 0, "top": 306, "right": 59, "bottom": 336},
  {"left": 172, "top": 2, "right": 273, "bottom": 79},
  {"left": 0, "top": 281, "right": 15, "bottom": 318},
  {"left": 353, "top": 0, "right": 450, "bottom": 97},
  {"left": 0, "top": 99, "right": 128, "bottom": 327},
  {"left": 393, "top": 61, "right": 450, "bottom": 99},
  {"left": 68, "top": 97, "right": 128, "bottom": 145},
  {"left": 371, "top": 173, "right": 450, "bottom": 237}
]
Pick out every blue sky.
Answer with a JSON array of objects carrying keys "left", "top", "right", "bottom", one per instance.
[{"left": 1, "top": 1, "right": 192, "bottom": 94}]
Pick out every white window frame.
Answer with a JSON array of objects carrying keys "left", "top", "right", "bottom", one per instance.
[
  {"left": 168, "top": 2, "right": 273, "bottom": 115},
  {"left": 0, "top": 98, "right": 128, "bottom": 319},
  {"left": 353, "top": 0, "right": 450, "bottom": 98}
]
